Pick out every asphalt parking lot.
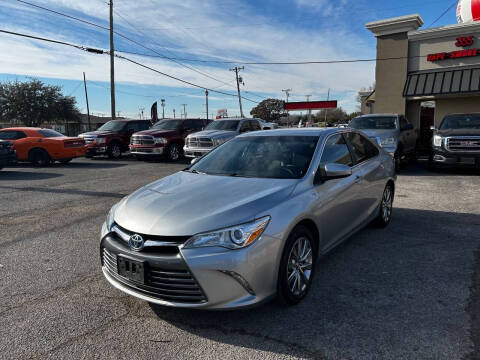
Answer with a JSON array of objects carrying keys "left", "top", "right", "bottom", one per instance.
[{"left": 0, "top": 157, "right": 479, "bottom": 360}]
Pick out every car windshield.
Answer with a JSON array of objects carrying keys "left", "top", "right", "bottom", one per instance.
[
  {"left": 38, "top": 129, "right": 64, "bottom": 137},
  {"left": 440, "top": 114, "right": 480, "bottom": 130},
  {"left": 188, "top": 136, "right": 319, "bottom": 179},
  {"left": 152, "top": 120, "right": 183, "bottom": 130},
  {"left": 205, "top": 120, "right": 240, "bottom": 131},
  {"left": 97, "top": 121, "right": 127, "bottom": 132},
  {"left": 350, "top": 116, "right": 398, "bottom": 130}
]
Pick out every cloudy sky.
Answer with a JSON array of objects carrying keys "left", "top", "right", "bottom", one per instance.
[{"left": 0, "top": 0, "right": 460, "bottom": 118}]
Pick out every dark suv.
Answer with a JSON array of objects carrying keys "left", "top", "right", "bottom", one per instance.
[
  {"left": 130, "top": 118, "right": 209, "bottom": 161},
  {"left": 79, "top": 119, "right": 151, "bottom": 159},
  {"left": 430, "top": 113, "right": 480, "bottom": 169}
]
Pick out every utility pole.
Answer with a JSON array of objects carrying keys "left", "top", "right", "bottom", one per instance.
[
  {"left": 109, "top": 0, "right": 116, "bottom": 120},
  {"left": 230, "top": 66, "right": 244, "bottom": 118},
  {"left": 161, "top": 99, "right": 165, "bottom": 119},
  {"left": 181, "top": 104, "right": 187, "bottom": 119},
  {"left": 205, "top": 90, "right": 209, "bottom": 120},
  {"left": 173, "top": 109, "right": 176, "bottom": 119},
  {"left": 282, "top": 89, "right": 292, "bottom": 127},
  {"left": 139, "top": 107, "right": 145, "bottom": 119},
  {"left": 324, "top": 88, "right": 330, "bottom": 124},
  {"left": 83, "top": 72, "right": 91, "bottom": 132},
  {"left": 305, "top": 95, "right": 312, "bottom": 127}
]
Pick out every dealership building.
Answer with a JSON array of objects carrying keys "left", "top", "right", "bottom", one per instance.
[{"left": 361, "top": 13, "right": 480, "bottom": 148}]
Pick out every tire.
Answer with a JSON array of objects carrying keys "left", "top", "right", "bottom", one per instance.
[
  {"left": 107, "top": 143, "right": 122, "bottom": 159},
  {"left": 166, "top": 143, "right": 181, "bottom": 162},
  {"left": 29, "top": 149, "right": 51, "bottom": 167},
  {"left": 373, "top": 183, "right": 394, "bottom": 228},
  {"left": 277, "top": 225, "right": 316, "bottom": 306},
  {"left": 394, "top": 148, "right": 402, "bottom": 172},
  {"left": 59, "top": 158, "right": 72, "bottom": 164}
]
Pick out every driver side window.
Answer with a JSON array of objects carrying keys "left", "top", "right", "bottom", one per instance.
[
  {"left": 320, "top": 134, "right": 353, "bottom": 167},
  {"left": 239, "top": 121, "right": 251, "bottom": 133}
]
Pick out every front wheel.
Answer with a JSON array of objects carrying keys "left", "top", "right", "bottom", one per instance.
[
  {"left": 277, "top": 225, "right": 316, "bottom": 306},
  {"left": 373, "top": 184, "right": 394, "bottom": 228},
  {"left": 166, "top": 143, "right": 181, "bottom": 162},
  {"left": 108, "top": 143, "right": 122, "bottom": 159}
]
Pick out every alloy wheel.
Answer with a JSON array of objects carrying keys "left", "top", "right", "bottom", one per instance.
[
  {"left": 382, "top": 186, "right": 393, "bottom": 223},
  {"left": 287, "top": 237, "right": 313, "bottom": 297},
  {"left": 169, "top": 144, "right": 180, "bottom": 161},
  {"left": 111, "top": 144, "right": 121, "bottom": 158}
]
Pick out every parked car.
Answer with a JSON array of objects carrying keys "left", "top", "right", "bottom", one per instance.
[
  {"left": 183, "top": 118, "right": 263, "bottom": 158},
  {"left": 261, "top": 121, "right": 279, "bottom": 130},
  {"left": 130, "top": 119, "right": 209, "bottom": 161},
  {"left": 0, "top": 140, "right": 16, "bottom": 170},
  {"left": 100, "top": 128, "right": 396, "bottom": 309},
  {"left": 0, "top": 128, "right": 86, "bottom": 166},
  {"left": 429, "top": 113, "right": 480, "bottom": 169},
  {"left": 349, "top": 114, "right": 418, "bottom": 170},
  {"left": 79, "top": 119, "right": 151, "bottom": 159}
]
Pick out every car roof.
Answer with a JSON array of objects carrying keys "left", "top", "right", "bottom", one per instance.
[
  {"left": 355, "top": 114, "right": 399, "bottom": 118},
  {"left": 238, "top": 127, "right": 344, "bottom": 137},
  {"left": 214, "top": 118, "right": 261, "bottom": 121}
]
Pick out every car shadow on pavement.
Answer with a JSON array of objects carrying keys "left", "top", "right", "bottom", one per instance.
[
  {"left": 0, "top": 170, "right": 62, "bottom": 181},
  {"left": 149, "top": 207, "right": 480, "bottom": 359}
]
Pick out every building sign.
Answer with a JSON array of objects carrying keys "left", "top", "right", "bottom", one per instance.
[
  {"left": 284, "top": 101, "right": 337, "bottom": 111},
  {"left": 428, "top": 35, "right": 479, "bottom": 62}
]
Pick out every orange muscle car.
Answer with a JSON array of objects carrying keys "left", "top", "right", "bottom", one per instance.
[{"left": 0, "top": 127, "right": 87, "bottom": 166}]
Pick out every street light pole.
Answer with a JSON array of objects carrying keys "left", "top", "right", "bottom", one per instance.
[
  {"left": 109, "top": 0, "right": 116, "bottom": 120},
  {"left": 83, "top": 72, "right": 91, "bottom": 132},
  {"left": 205, "top": 90, "right": 209, "bottom": 120}
]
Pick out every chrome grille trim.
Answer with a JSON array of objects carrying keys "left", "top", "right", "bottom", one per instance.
[
  {"left": 445, "top": 136, "right": 480, "bottom": 152},
  {"left": 187, "top": 137, "right": 214, "bottom": 148},
  {"left": 131, "top": 135, "right": 155, "bottom": 146},
  {"left": 111, "top": 224, "right": 188, "bottom": 248},
  {"left": 82, "top": 136, "right": 96, "bottom": 144}
]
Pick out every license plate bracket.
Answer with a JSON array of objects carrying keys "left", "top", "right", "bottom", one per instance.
[{"left": 118, "top": 256, "right": 145, "bottom": 284}]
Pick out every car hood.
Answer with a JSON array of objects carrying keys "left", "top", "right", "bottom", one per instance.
[
  {"left": 359, "top": 129, "right": 399, "bottom": 139},
  {"left": 114, "top": 171, "right": 297, "bottom": 236},
  {"left": 133, "top": 129, "right": 177, "bottom": 137},
  {"left": 79, "top": 130, "right": 116, "bottom": 137},
  {"left": 436, "top": 129, "right": 480, "bottom": 137},
  {"left": 188, "top": 130, "right": 237, "bottom": 140}
]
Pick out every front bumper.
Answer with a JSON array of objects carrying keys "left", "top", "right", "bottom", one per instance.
[
  {"left": 183, "top": 146, "right": 212, "bottom": 158},
  {"left": 86, "top": 146, "right": 107, "bottom": 156},
  {"left": 100, "top": 222, "right": 279, "bottom": 309},
  {"left": 431, "top": 148, "right": 480, "bottom": 168},
  {"left": 130, "top": 146, "right": 164, "bottom": 156}
]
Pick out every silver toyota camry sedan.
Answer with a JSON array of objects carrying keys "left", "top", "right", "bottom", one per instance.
[{"left": 100, "top": 128, "right": 396, "bottom": 309}]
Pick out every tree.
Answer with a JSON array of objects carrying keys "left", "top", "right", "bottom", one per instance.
[
  {"left": 313, "top": 107, "right": 348, "bottom": 126},
  {"left": 250, "top": 98, "right": 286, "bottom": 122},
  {"left": 0, "top": 79, "right": 80, "bottom": 127}
]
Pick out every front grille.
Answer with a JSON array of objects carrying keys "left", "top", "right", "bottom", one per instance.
[
  {"left": 446, "top": 137, "right": 480, "bottom": 152},
  {"left": 131, "top": 135, "right": 154, "bottom": 146},
  {"left": 82, "top": 136, "right": 96, "bottom": 145},
  {"left": 114, "top": 222, "right": 191, "bottom": 244},
  {"left": 187, "top": 137, "right": 213, "bottom": 148},
  {"left": 102, "top": 248, "right": 206, "bottom": 303}
]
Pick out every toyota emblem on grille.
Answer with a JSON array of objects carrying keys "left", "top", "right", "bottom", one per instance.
[{"left": 129, "top": 234, "right": 144, "bottom": 251}]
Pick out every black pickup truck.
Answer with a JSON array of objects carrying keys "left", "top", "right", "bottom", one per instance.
[
  {"left": 0, "top": 140, "right": 16, "bottom": 170},
  {"left": 429, "top": 113, "right": 480, "bottom": 169}
]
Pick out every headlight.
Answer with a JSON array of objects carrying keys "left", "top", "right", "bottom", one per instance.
[
  {"left": 433, "top": 135, "right": 443, "bottom": 147},
  {"left": 106, "top": 204, "right": 118, "bottom": 231},
  {"left": 377, "top": 137, "right": 396, "bottom": 147},
  {"left": 96, "top": 137, "right": 106, "bottom": 144},
  {"left": 213, "top": 138, "right": 228, "bottom": 147},
  {"left": 183, "top": 216, "right": 270, "bottom": 250},
  {"left": 154, "top": 137, "right": 167, "bottom": 145}
]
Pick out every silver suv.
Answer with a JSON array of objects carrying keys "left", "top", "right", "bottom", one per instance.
[
  {"left": 183, "top": 118, "right": 263, "bottom": 158},
  {"left": 100, "top": 128, "right": 396, "bottom": 310}
]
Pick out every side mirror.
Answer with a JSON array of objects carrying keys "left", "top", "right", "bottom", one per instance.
[
  {"left": 430, "top": 125, "right": 436, "bottom": 131},
  {"left": 402, "top": 123, "right": 414, "bottom": 131},
  {"left": 190, "top": 157, "right": 200, "bottom": 165},
  {"left": 314, "top": 163, "right": 352, "bottom": 184}
]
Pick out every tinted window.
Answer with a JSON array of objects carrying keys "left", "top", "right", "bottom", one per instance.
[
  {"left": 0, "top": 131, "right": 27, "bottom": 140},
  {"left": 239, "top": 121, "right": 251, "bottom": 133},
  {"left": 138, "top": 121, "right": 150, "bottom": 131},
  {"left": 153, "top": 120, "right": 183, "bottom": 130},
  {"left": 350, "top": 116, "right": 398, "bottom": 130},
  {"left": 189, "top": 136, "right": 319, "bottom": 179},
  {"left": 250, "top": 120, "right": 262, "bottom": 131},
  {"left": 98, "top": 121, "right": 127, "bottom": 132},
  {"left": 320, "top": 134, "right": 353, "bottom": 167},
  {"left": 38, "top": 129, "right": 64, "bottom": 138},
  {"left": 125, "top": 122, "right": 144, "bottom": 132},
  {"left": 347, "top": 132, "right": 379, "bottom": 164},
  {"left": 440, "top": 114, "right": 480, "bottom": 129},
  {"left": 205, "top": 120, "right": 240, "bottom": 131},
  {"left": 183, "top": 120, "right": 195, "bottom": 130}
]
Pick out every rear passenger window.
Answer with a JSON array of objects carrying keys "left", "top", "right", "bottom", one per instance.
[
  {"left": 138, "top": 121, "right": 150, "bottom": 131},
  {"left": 194, "top": 120, "right": 206, "bottom": 130},
  {"left": 320, "top": 134, "right": 353, "bottom": 167},
  {"left": 250, "top": 121, "right": 262, "bottom": 131},
  {"left": 0, "top": 131, "right": 27, "bottom": 140},
  {"left": 346, "top": 132, "right": 379, "bottom": 164}
]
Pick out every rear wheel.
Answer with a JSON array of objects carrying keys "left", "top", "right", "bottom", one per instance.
[
  {"left": 166, "top": 143, "right": 181, "bottom": 162},
  {"left": 374, "top": 184, "right": 394, "bottom": 228},
  {"left": 29, "top": 149, "right": 51, "bottom": 167},
  {"left": 277, "top": 225, "right": 316, "bottom": 306},
  {"left": 108, "top": 143, "right": 122, "bottom": 159}
]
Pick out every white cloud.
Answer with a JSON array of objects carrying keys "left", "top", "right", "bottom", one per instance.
[{"left": 0, "top": 0, "right": 375, "bottom": 113}]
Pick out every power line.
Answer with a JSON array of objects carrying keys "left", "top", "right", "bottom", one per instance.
[{"left": 428, "top": 0, "right": 458, "bottom": 27}]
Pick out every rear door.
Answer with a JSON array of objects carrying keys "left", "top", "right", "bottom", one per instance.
[{"left": 345, "top": 131, "right": 384, "bottom": 223}]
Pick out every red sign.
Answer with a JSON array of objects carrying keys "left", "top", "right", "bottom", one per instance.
[
  {"left": 427, "top": 35, "right": 479, "bottom": 62},
  {"left": 284, "top": 101, "right": 337, "bottom": 111}
]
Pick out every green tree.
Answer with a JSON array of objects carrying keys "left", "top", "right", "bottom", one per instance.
[
  {"left": 0, "top": 79, "right": 80, "bottom": 127},
  {"left": 314, "top": 107, "right": 348, "bottom": 126},
  {"left": 250, "top": 98, "right": 286, "bottom": 121}
]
